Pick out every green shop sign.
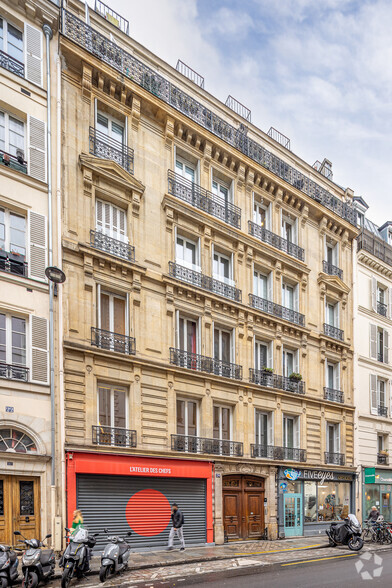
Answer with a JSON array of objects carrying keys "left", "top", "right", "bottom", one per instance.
[{"left": 364, "top": 468, "right": 376, "bottom": 484}]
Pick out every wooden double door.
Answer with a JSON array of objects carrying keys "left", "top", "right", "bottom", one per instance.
[
  {"left": 223, "top": 475, "right": 265, "bottom": 540},
  {"left": 0, "top": 475, "right": 40, "bottom": 546}
]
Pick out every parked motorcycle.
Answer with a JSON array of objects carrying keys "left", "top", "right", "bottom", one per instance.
[
  {"left": 99, "top": 529, "right": 132, "bottom": 582},
  {"left": 0, "top": 543, "right": 19, "bottom": 588},
  {"left": 14, "top": 531, "right": 55, "bottom": 588},
  {"left": 60, "top": 527, "right": 98, "bottom": 588},
  {"left": 326, "top": 514, "right": 364, "bottom": 551}
]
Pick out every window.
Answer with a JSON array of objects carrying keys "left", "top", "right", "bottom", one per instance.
[
  {"left": 96, "top": 111, "right": 124, "bottom": 144},
  {"left": 254, "top": 269, "right": 271, "bottom": 300},
  {"left": 282, "top": 215, "right": 297, "bottom": 244},
  {"left": 283, "top": 414, "right": 299, "bottom": 448},
  {"left": 378, "top": 380, "right": 386, "bottom": 408},
  {"left": 317, "top": 482, "right": 350, "bottom": 522},
  {"left": 378, "top": 434, "right": 386, "bottom": 453},
  {"left": 255, "top": 410, "right": 273, "bottom": 447},
  {"left": 0, "top": 428, "right": 37, "bottom": 453},
  {"left": 326, "top": 361, "right": 340, "bottom": 390},
  {"left": 0, "top": 313, "right": 26, "bottom": 367},
  {"left": 283, "top": 348, "right": 298, "bottom": 377},
  {"left": 214, "top": 327, "right": 232, "bottom": 365},
  {"left": 370, "top": 324, "right": 389, "bottom": 363},
  {"left": 96, "top": 200, "right": 127, "bottom": 243},
  {"left": 0, "top": 18, "right": 23, "bottom": 63},
  {"left": 177, "top": 398, "right": 198, "bottom": 436},
  {"left": 213, "top": 250, "right": 233, "bottom": 285},
  {"left": 253, "top": 197, "right": 269, "bottom": 229},
  {"left": 178, "top": 316, "right": 197, "bottom": 354},
  {"left": 282, "top": 282, "right": 297, "bottom": 310},
  {"left": 325, "top": 300, "right": 339, "bottom": 327},
  {"left": 255, "top": 339, "right": 272, "bottom": 370},
  {"left": 175, "top": 156, "right": 196, "bottom": 183},
  {"left": 357, "top": 212, "right": 364, "bottom": 228},
  {"left": 213, "top": 405, "right": 231, "bottom": 440},
  {"left": 0, "top": 111, "right": 25, "bottom": 158},
  {"left": 326, "top": 241, "right": 338, "bottom": 267},
  {"left": 98, "top": 383, "right": 127, "bottom": 429},
  {"left": 0, "top": 208, "right": 26, "bottom": 257},
  {"left": 98, "top": 290, "right": 127, "bottom": 335},
  {"left": 212, "top": 176, "right": 231, "bottom": 203},
  {"left": 370, "top": 375, "right": 389, "bottom": 416},
  {"left": 378, "top": 328, "right": 386, "bottom": 362},
  {"left": 326, "top": 422, "right": 340, "bottom": 454},
  {"left": 176, "top": 234, "right": 199, "bottom": 271},
  {"left": 304, "top": 481, "right": 317, "bottom": 522}
]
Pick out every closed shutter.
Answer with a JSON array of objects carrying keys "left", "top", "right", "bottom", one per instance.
[
  {"left": 334, "top": 364, "right": 340, "bottom": 390},
  {"left": 389, "top": 287, "right": 392, "bottom": 319},
  {"left": 31, "top": 315, "right": 48, "bottom": 383},
  {"left": 28, "top": 115, "right": 46, "bottom": 182},
  {"left": 294, "top": 417, "right": 300, "bottom": 449},
  {"left": 371, "top": 277, "right": 377, "bottom": 312},
  {"left": 268, "top": 413, "right": 274, "bottom": 445},
  {"left": 390, "top": 381, "right": 392, "bottom": 420},
  {"left": 334, "top": 424, "right": 340, "bottom": 453},
  {"left": 77, "top": 474, "right": 207, "bottom": 549},
  {"left": 28, "top": 211, "right": 47, "bottom": 280},
  {"left": 96, "top": 200, "right": 103, "bottom": 232},
  {"left": 24, "top": 24, "right": 43, "bottom": 86},
  {"left": 370, "top": 324, "right": 377, "bottom": 360},
  {"left": 267, "top": 272, "right": 273, "bottom": 302},
  {"left": 384, "top": 329, "right": 389, "bottom": 364},
  {"left": 370, "top": 374, "right": 378, "bottom": 415}
]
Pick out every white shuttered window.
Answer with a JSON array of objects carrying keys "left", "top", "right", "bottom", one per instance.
[
  {"left": 96, "top": 200, "right": 127, "bottom": 243},
  {"left": 24, "top": 24, "right": 43, "bottom": 86},
  {"left": 30, "top": 315, "right": 48, "bottom": 383},
  {"left": 28, "top": 211, "right": 47, "bottom": 281},
  {"left": 27, "top": 115, "right": 46, "bottom": 182}
]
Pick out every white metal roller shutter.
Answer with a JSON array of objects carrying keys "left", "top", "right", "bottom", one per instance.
[{"left": 76, "top": 474, "right": 206, "bottom": 549}]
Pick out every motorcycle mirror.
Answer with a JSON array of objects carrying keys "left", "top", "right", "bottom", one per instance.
[
  {"left": 104, "top": 528, "right": 108, "bottom": 533},
  {"left": 127, "top": 531, "right": 132, "bottom": 536},
  {"left": 14, "top": 531, "right": 21, "bottom": 536},
  {"left": 45, "top": 534, "right": 52, "bottom": 539},
  {"left": 65, "top": 527, "right": 70, "bottom": 532},
  {"left": 93, "top": 533, "right": 99, "bottom": 537}
]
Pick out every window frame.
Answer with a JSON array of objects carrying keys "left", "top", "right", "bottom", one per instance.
[
  {"left": 254, "top": 338, "right": 273, "bottom": 370},
  {"left": 0, "top": 206, "right": 27, "bottom": 258},
  {"left": 282, "top": 347, "right": 299, "bottom": 377},
  {"left": 326, "top": 360, "right": 340, "bottom": 390},
  {"left": 176, "top": 312, "right": 200, "bottom": 355},
  {"left": 0, "top": 17, "right": 24, "bottom": 64},
  {"left": 213, "top": 404, "right": 232, "bottom": 441},
  {"left": 282, "top": 413, "right": 300, "bottom": 449},
  {"left": 326, "top": 421, "right": 340, "bottom": 454},
  {"left": 281, "top": 214, "right": 297, "bottom": 244},
  {"left": 325, "top": 299, "right": 339, "bottom": 328},
  {"left": 213, "top": 325, "right": 233, "bottom": 364},
  {"left": 97, "top": 287, "right": 128, "bottom": 336},
  {"left": 175, "top": 230, "right": 200, "bottom": 272},
  {"left": 0, "top": 110, "right": 25, "bottom": 158},
  {"left": 176, "top": 396, "right": 199, "bottom": 437},
  {"left": 252, "top": 193, "right": 270, "bottom": 229},
  {"left": 212, "top": 247, "right": 234, "bottom": 286},
  {"left": 0, "top": 311, "right": 27, "bottom": 367},
  {"left": 255, "top": 409, "right": 273, "bottom": 446},
  {"left": 97, "top": 382, "right": 128, "bottom": 430},
  {"left": 211, "top": 173, "right": 232, "bottom": 204},
  {"left": 175, "top": 154, "right": 197, "bottom": 184},
  {"left": 254, "top": 267, "right": 272, "bottom": 300},
  {"left": 96, "top": 109, "right": 125, "bottom": 145}
]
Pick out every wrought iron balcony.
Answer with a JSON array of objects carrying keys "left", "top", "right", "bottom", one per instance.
[
  {"left": 377, "top": 453, "right": 389, "bottom": 465},
  {"left": 171, "top": 434, "right": 243, "bottom": 457},
  {"left": 324, "top": 387, "right": 344, "bottom": 403},
  {"left": 378, "top": 405, "right": 388, "bottom": 417},
  {"left": 0, "top": 362, "right": 29, "bottom": 382},
  {"left": 168, "top": 170, "right": 241, "bottom": 229},
  {"left": 249, "top": 294, "right": 305, "bottom": 327},
  {"left": 90, "top": 230, "right": 135, "bottom": 262},
  {"left": 358, "top": 229, "right": 392, "bottom": 267},
  {"left": 377, "top": 301, "right": 388, "bottom": 317},
  {"left": 169, "top": 262, "right": 242, "bottom": 302},
  {"left": 0, "top": 252, "right": 28, "bottom": 277},
  {"left": 61, "top": 9, "right": 357, "bottom": 227},
  {"left": 91, "top": 327, "right": 136, "bottom": 355},
  {"left": 323, "top": 323, "right": 344, "bottom": 341},
  {"left": 250, "top": 368, "right": 305, "bottom": 394},
  {"left": 92, "top": 425, "right": 137, "bottom": 448},
  {"left": 248, "top": 221, "right": 305, "bottom": 262},
  {"left": 0, "top": 50, "right": 24, "bottom": 78},
  {"left": 251, "top": 444, "right": 306, "bottom": 462},
  {"left": 1, "top": 150, "right": 27, "bottom": 174},
  {"left": 325, "top": 452, "right": 345, "bottom": 466},
  {"left": 89, "top": 127, "right": 134, "bottom": 174},
  {"left": 170, "top": 348, "right": 242, "bottom": 380},
  {"left": 322, "top": 260, "right": 343, "bottom": 280}
]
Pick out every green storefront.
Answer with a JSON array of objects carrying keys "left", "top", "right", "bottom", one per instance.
[{"left": 363, "top": 468, "right": 392, "bottom": 522}]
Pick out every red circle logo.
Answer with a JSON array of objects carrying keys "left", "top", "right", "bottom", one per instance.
[{"left": 125, "top": 489, "right": 171, "bottom": 536}]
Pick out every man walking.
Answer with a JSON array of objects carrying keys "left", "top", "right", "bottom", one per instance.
[{"left": 167, "top": 503, "right": 185, "bottom": 551}]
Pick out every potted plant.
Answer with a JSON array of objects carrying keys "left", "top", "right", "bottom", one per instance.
[
  {"left": 9, "top": 250, "right": 25, "bottom": 263},
  {"left": 379, "top": 450, "right": 389, "bottom": 456},
  {"left": 289, "top": 372, "right": 302, "bottom": 382},
  {"left": 262, "top": 366, "right": 274, "bottom": 374}
]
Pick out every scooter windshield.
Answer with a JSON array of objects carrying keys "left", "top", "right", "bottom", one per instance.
[
  {"left": 348, "top": 514, "right": 360, "bottom": 527},
  {"left": 71, "top": 528, "right": 89, "bottom": 543}
]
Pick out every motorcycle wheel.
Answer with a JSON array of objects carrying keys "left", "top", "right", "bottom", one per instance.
[
  {"left": 99, "top": 566, "right": 111, "bottom": 583},
  {"left": 61, "top": 568, "right": 73, "bottom": 588},
  {"left": 348, "top": 536, "right": 364, "bottom": 551},
  {"left": 0, "top": 577, "right": 8, "bottom": 588},
  {"left": 22, "top": 572, "right": 39, "bottom": 588}
]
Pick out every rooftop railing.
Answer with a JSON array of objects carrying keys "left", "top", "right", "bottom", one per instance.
[
  {"left": 248, "top": 221, "right": 305, "bottom": 262},
  {"left": 357, "top": 229, "right": 392, "bottom": 267}
]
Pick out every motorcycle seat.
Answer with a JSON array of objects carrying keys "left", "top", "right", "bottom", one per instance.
[{"left": 41, "top": 550, "right": 54, "bottom": 565}]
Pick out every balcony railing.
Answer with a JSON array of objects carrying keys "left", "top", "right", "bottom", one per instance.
[
  {"left": 325, "top": 452, "right": 345, "bottom": 466},
  {"left": 378, "top": 405, "right": 388, "bottom": 417},
  {"left": 248, "top": 221, "right": 305, "bottom": 262},
  {"left": 324, "top": 387, "right": 344, "bottom": 403},
  {"left": 322, "top": 260, "right": 343, "bottom": 280},
  {"left": 61, "top": 9, "right": 357, "bottom": 227},
  {"left": 92, "top": 425, "right": 137, "bottom": 448},
  {"left": 0, "top": 50, "right": 24, "bottom": 78},
  {"left": 171, "top": 434, "right": 243, "bottom": 457},
  {"left": 89, "top": 126, "right": 134, "bottom": 174},
  {"left": 377, "top": 453, "right": 389, "bottom": 465},
  {"left": 91, "top": 327, "right": 136, "bottom": 355},
  {"left": 251, "top": 444, "right": 306, "bottom": 462},
  {"left": 169, "top": 262, "right": 242, "bottom": 303},
  {"left": 249, "top": 294, "right": 305, "bottom": 327},
  {"left": 250, "top": 368, "right": 305, "bottom": 394},
  {"left": 90, "top": 230, "right": 135, "bottom": 262},
  {"left": 0, "top": 252, "right": 28, "bottom": 277},
  {"left": 358, "top": 229, "right": 392, "bottom": 267},
  {"left": 170, "top": 348, "right": 242, "bottom": 380},
  {"left": 323, "top": 323, "right": 344, "bottom": 341},
  {"left": 168, "top": 170, "right": 241, "bottom": 229},
  {"left": 1, "top": 150, "right": 27, "bottom": 174},
  {"left": 0, "top": 362, "right": 29, "bottom": 382},
  {"left": 377, "top": 301, "right": 388, "bottom": 317}
]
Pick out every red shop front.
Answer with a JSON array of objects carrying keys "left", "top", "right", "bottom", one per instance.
[{"left": 66, "top": 452, "right": 213, "bottom": 548}]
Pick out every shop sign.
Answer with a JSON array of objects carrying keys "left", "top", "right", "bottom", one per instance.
[
  {"left": 130, "top": 466, "right": 172, "bottom": 475},
  {"left": 375, "top": 471, "right": 392, "bottom": 483},
  {"left": 303, "top": 470, "right": 335, "bottom": 484},
  {"left": 284, "top": 468, "right": 301, "bottom": 481},
  {"left": 364, "top": 468, "right": 376, "bottom": 484},
  {"left": 279, "top": 482, "right": 288, "bottom": 492}
]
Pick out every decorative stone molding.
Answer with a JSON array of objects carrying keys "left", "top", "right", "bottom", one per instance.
[
  {"left": 82, "top": 63, "right": 92, "bottom": 103},
  {"left": 165, "top": 116, "right": 175, "bottom": 151},
  {"left": 131, "top": 94, "right": 141, "bottom": 131}
]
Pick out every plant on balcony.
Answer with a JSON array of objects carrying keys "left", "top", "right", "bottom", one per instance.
[
  {"left": 379, "top": 450, "right": 389, "bottom": 456},
  {"left": 262, "top": 366, "right": 274, "bottom": 374},
  {"left": 289, "top": 372, "right": 302, "bottom": 382}
]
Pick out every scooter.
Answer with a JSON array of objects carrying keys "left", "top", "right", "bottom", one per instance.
[
  {"left": 14, "top": 531, "right": 55, "bottom": 588},
  {"left": 60, "top": 527, "right": 98, "bottom": 588},
  {"left": 0, "top": 543, "right": 19, "bottom": 588},
  {"left": 326, "top": 514, "right": 364, "bottom": 551},
  {"left": 99, "top": 529, "right": 132, "bottom": 582}
]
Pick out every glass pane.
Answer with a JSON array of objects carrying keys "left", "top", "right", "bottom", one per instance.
[
  {"left": 222, "top": 408, "right": 230, "bottom": 440},
  {"left": 221, "top": 331, "right": 231, "bottom": 363},
  {"left": 8, "top": 117, "right": 24, "bottom": 157},
  {"left": 0, "top": 112, "right": 5, "bottom": 151},
  {"left": 364, "top": 485, "right": 380, "bottom": 520},
  {"left": 328, "top": 425, "right": 335, "bottom": 453},
  {"left": 100, "top": 294, "right": 110, "bottom": 331},
  {"left": 213, "top": 406, "right": 220, "bottom": 439},
  {"left": 256, "top": 412, "right": 267, "bottom": 446},
  {"left": 113, "top": 297, "right": 125, "bottom": 334},
  {"left": 184, "top": 166, "right": 195, "bottom": 182},
  {"left": 98, "top": 387, "right": 111, "bottom": 427},
  {"left": 185, "top": 241, "right": 196, "bottom": 265},
  {"left": 187, "top": 401, "right": 197, "bottom": 436},
  {"left": 113, "top": 389, "right": 126, "bottom": 428},
  {"left": 221, "top": 257, "right": 229, "bottom": 279},
  {"left": 327, "top": 365, "right": 334, "bottom": 388},
  {"left": 186, "top": 320, "right": 196, "bottom": 354},
  {"left": 175, "top": 160, "right": 183, "bottom": 173},
  {"left": 304, "top": 481, "right": 317, "bottom": 522},
  {"left": 176, "top": 399, "right": 185, "bottom": 435},
  {"left": 96, "top": 112, "right": 109, "bottom": 134},
  {"left": 214, "top": 329, "right": 219, "bottom": 360},
  {"left": 10, "top": 212, "right": 25, "bottom": 256},
  {"left": 0, "top": 313, "right": 6, "bottom": 362},
  {"left": 7, "top": 24, "right": 23, "bottom": 63},
  {"left": 179, "top": 318, "right": 184, "bottom": 350},
  {"left": 318, "top": 482, "right": 337, "bottom": 522},
  {"left": 327, "top": 246, "right": 333, "bottom": 264},
  {"left": 11, "top": 316, "right": 26, "bottom": 366},
  {"left": 19, "top": 481, "right": 34, "bottom": 516},
  {"left": 111, "top": 121, "right": 124, "bottom": 143},
  {"left": 336, "top": 483, "right": 350, "bottom": 520}
]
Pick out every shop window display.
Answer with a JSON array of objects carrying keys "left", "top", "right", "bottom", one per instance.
[
  {"left": 304, "top": 481, "right": 317, "bottom": 522},
  {"left": 317, "top": 482, "right": 350, "bottom": 521}
]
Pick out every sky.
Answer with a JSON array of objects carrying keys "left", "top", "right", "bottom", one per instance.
[{"left": 91, "top": 0, "right": 392, "bottom": 225}]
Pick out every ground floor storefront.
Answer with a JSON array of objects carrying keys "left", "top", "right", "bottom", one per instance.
[
  {"left": 362, "top": 467, "right": 392, "bottom": 522},
  {"left": 277, "top": 467, "right": 356, "bottom": 537}
]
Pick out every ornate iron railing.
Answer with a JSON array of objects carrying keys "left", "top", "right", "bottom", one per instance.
[
  {"left": 322, "top": 260, "right": 343, "bottom": 280},
  {"left": 358, "top": 229, "right": 392, "bottom": 267},
  {"left": 169, "top": 262, "right": 242, "bottom": 302},
  {"left": 0, "top": 362, "right": 29, "bottom": 382},
  {"left": 248, "top": 221, "right": 304, "bottom": 262},
  {"left": 0, "top": 50, "right": 24, "bottom": 78},
  {"left": 251, "top": 444, "right": 306, "bottom": 462},
  {"left": 90, "top": 230, "right": 135, "bottom": 262},
  {"left": 249, "top": 293, "right": 305, "bottom": 327},
  {"left": 323, "top": 323, "right": 344, "bottom": 341},
  {"left": 0, "top": 253, "right": 28, "bottom": 277},
  {"left": 168, "top": 170, "right": 241, "bottom": 229},
  {"left": 324, "top": 387, "right": 344, "bottom": 403},
  {"left": 378, "top": 405, "right": 388, "bottom": 417},
  {"left": 92, "top": 425, "right": 136, "bottom": 448},
  {"left": 1, "top": 150, "right": 27, "bottom": 174},
  {"left": 377, "top": 453, "right": 389, "bottom": 465},
  {"left": 325, "top": 452, "right": 345, "bottom": 466},
  {"left": 89, "top": 126, "right": 134, "bottom": 174},
  {"left": 61, "top": 9, "right": 357, "bottom": 227},
  {"left": 91, "top": 327, "right": 136, "bottom": 355},
  {"left": 170, "top": 348, "right": 242, "bottom": 380},
  {"left": 377, "top": 301, "right": 388, "bottom": 317},
  {"left": 171, "top": 434, "right": 243, "bottom": 457},
  {"left": 250, "top": 368, "right": 305, "bottom": 394}
]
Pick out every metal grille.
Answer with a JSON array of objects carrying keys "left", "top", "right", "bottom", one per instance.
[
  {"left": 249, "top": 294, "right": 305, "bottom": 327},
  {"left": 89, "top": 127, "right": 134, "bottom": 174},
  {"left": 357, "top": 229, "right": 392, "bottom": 267},
  {"left": 169, "top": 262, "right": 242, "bottom": 303},
  {"left": 248, "top": 221, "right": 304, "bottom": 262},
  {"left": 91, "top": 327, "right": 136, "bottom": 355},
  {"left": 61, "top": 9, "right": 357, "bottom": 227},
  {"left": 168, "top": 170, "right": 241, "bottom": 229},
  {"left": 225, "top": 95, "right": 251, "bottom": 122},
  {"left": 251, "top": 445, "right": 306, "bottom": 462},
  {"left": 20, "top": 481, "right": 34, "bottom": 515},
  {"left": 377, "top": 301, "right": 388, "bottom": 317},
  {"left": 90, "top": 230, "right": 135, "bottom": 262},
  {"left": 171, "top": 434, "right": 243, "bottom": 457},
  {"left": 0, "top": 49, "right": 24, "bottom": 78},
  {"left": 94, "top": 0, "right": 129, "bottom": 34},
  {"left": 323, "top": 387, "right": 344, "bottom": 403},
  {"left": 92, "top": 425, "right": 137, "bottom": 448},
  {"left": 322, "top": 260, "right": 343, "bottom": 280},
  {"left": 267, "top": 127, "right": 291, "bottom": 150},
  {"left": 170, "top": 348, "right": 242, "bottom": 380},
  {"left": 1, "top": 150, "right": 27, "bottom": 174},
  {"left": 324, "top": 452, "right": 345, "bottom": 466},
  {"left": 377, "top": 454, "right": 388, "bottom": 465},
  {"left": 0, "top": 362, "right": 29, "bottom": 382},
  {"left": 176, "top": 60, "right": 204, "bottom": 88},
  {"left": 0, "top": 254, "right": 28, "bottom": 277},
  {"left": 249, "top": 368, "right": 305, "bottom": 395},
  {"left": 378, "top": 405, "right": 388, "bottom": 417},
  {"left": 323, "top": 323, "right": 344, "bottom": 341}
]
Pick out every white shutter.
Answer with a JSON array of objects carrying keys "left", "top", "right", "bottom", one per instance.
[
  {"left": 384, "top": 329, "right": 389, "bottom": 364},
  {"left": 97, "top": 284, "right": 101, "bottom": 328},
  {"left": 96, "top": 200, "right": 103, "bottom": 231},
  {"left": 112, "top": 206, "right": 118, "bottom": 239},
  {"left": 389, "top": 287, "right": 392, "bottom": 319},
  {"left": 30, "top": 315, "right": 48, "bottom": 383},
  {"left": 118, "top": 208, "right": 127, "bottom": 242},
  {"left": 335, "top": 425, "right": 340, "bottom": 453},
  {"left": 371, "top": 276, "right": 377, "bottom": 311},
  {"left": 370, "top": 374, "right": 378, "bottom": 415},
  {"left": 333, "top": 243, "right": 339, "bottom": 267},
  {"left": 25, "top": 24, "right": 43, "bottom": 86},
  {"left": 104, "top": 203, "right": 111, "bottom": 235},
  {"left": 335, "top": 303, "right": 340, "bottom": 328},
  {"left": 334, "top": 364, "right": 340, "bottom": 391},
  {"left": 294, "top": 417, "right": 300, "bottom": 449},
  {"left": 370, "top": 324, "right": 377, "bottom": 360},
  {"left": 28, "top": 211, "right": 47, "bottom": 281},
  {"left": 267, "top": 272, "right": 273, "bottom": 302},
  {"left": 28, "top": 115, "right": 46, "bottom": 182},
  {"left": 268, "top": 412, "right": 273, "bottom": 445},
  {"left": 390, "top": 381, "right": 392, "bottom": 420}
]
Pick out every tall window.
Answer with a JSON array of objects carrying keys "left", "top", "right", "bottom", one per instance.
[
  {"left": 255, "top": 410, "right": 273, "bottom": 447},
  {"left": 326, "top": 301, "right": 339, "bottom": 327},
  {"left": 96, "top": 111, "right": 124, "bottom": 144},
  {"left": 99, "top": 290, "right": 126, "bottom": 335},
  {"left": 0, "top": 313, "right": 26, "bottom": 367},
  {"left": 96, "top": 200, "right": 127, "bottom": 243},
  {"left": 254, "top": 269, "right": 271, "bottom": 300},
  {"left": 0, "top": 208, "right": 26, "bottom": 257},
  {"left": 98, "top": 384, "right": 127, "bottom": 429},
  {"left": 255, "top": 340, "right": 272, "bottom": 370},
  {"left": 282, "top": 216, "right": 296, "bottom": 243},
  {"left": 214, "top": 327, "right": 231, "bottom": 365},
  {"left": 326, "top": 361, "right": 340, "bottom": 390},
  {"left": 370, "top": 324, "right": 389, "bottom": 363},
  {"left": 213, "top": 405, "right": 231, "bottom": 440},
  {"left": 283, "top": 414, "right": 299, "bottom": 448},
  {"left": 0, "top": 111, "right": 25, "bottom": 157},
  {"left": 176, "top": 398, "right": 197, "bottom": 436},
  {"left": 326, "top": 241, "right": 338, "bottom": 266},
  {"left": 175, "top": 156, "right": 196, "bottom": 183},
  {"left": 370, "top": 375, "right": 389, "bottom": 416},
  {"left": 212, "top": 177, "right": 231, "bottom": 203},
  {"left": 326, "top": 423, "right": 340, "bottom": 454},
  {"left": 378, "top": 379, "right": 386, "bottom": 408},
  {"left": 283, "top": 348, "right": 298, "bottom": 377},
  {"left": 213, "top": 250, "right": 232, "bottom": 285},
  {"left": 176, "top": 234, "right": 199, "bottom": 271},
  {"left": 253, "top": 199, "right": 269, "bottom": 228},
  {"left": 282, "top": 282, "right": 296, "bottom": 310},
  {"left": 0, "top": 18, "right": 24, "bottom": 63},
  {"left": 178, "top": 316, "right": 197, "bottom": 354}
]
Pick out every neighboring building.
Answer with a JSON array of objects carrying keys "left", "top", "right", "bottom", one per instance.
[
  {"left": 60, "top": 0, "right": 359, "bottom": 545},
  {"left": 354, "top": 198, "right": 392, "bottom": 522},
  {"left": 0, "top": 0, "right": 60, "bottom": 547}
]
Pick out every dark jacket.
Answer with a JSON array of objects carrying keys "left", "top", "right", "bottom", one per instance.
[
  {"left": 367, "top": 509, "right": 380, "bottom": 522},
  {"left": 171, "top": 509, "right": 184, "bottom": 529}
]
